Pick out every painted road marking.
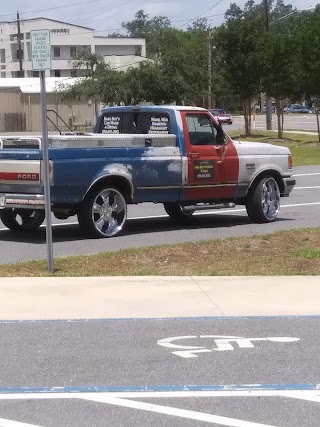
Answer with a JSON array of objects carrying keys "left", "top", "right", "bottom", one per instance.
[
  {"left": 294, "top": 186, "right": 320, "bottom": 189},
  {"left": 0, "top": 418, "right": 43, "bottom": 427},
  {"left": 0, "top": 383, "right": 319, "bottom": 395},
  {"left": 293, "top": 173, "right": 320, "bottom": 176},
  {"left": 157, "top": 335, "right": 300, "bottom": 358},
  {"left": 0, "top": 385, "right": 320, "bottom": 427},
  {"left": 80, "top": 395, "right": 278, "bottom": 427}
]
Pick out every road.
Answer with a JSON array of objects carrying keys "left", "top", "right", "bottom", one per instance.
[
  {"left": 226, "top": 113, "right": 320, "bottom": 132},
  {"left": 0, "top": 165, "right": 320, "bottom": 264},
  {"left": 0, "top": 315, "right": 319, "bottom": 426}
]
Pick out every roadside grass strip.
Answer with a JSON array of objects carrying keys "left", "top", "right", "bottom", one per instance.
[
  {"left": 1, "top": 227, "right": 319, "bottom": 276},
  {"left": 228, "top": 130, "right": 320, "bottom": 166}
]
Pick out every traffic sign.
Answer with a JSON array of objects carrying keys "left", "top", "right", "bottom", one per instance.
[{"left": 31, "top": 29, "right": 51, "bottom": 70}]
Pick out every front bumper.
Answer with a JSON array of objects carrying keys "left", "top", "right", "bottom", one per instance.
[
  {"left": 282, "top": 177, "right": 296, "bottom": 197},
  {"left": 0, "top": 193, "right": 45, "bottom": 209}
]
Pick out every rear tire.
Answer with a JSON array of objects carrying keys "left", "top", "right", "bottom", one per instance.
[
  {"left": 163, "top": 202, "right": 194, "bottom": 220},
  {"left": 78, "top": 186, "right": 127, "bottom": 238},
  {"left": 246, "top": 176, "right": 280, "bottom": 223},
  {"left": 0, "top": 208, "right": 45, "bottom": 231}
]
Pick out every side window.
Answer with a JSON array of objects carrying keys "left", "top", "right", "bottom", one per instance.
[
  {"left": 101, "top": 113, "right": 122, "bottom": 134},
  {"left": 137, "top": 113, "right": 170, "bottom": 134},
  {"left": 186, "top": 114, "right": 217, "bottom": 145}
]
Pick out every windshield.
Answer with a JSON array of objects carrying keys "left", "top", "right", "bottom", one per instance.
[{"left": 211, "top": 109, "right": 225, "bottom": 114}]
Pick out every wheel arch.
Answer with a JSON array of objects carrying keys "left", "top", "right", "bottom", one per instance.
[
  {"left": 247, "top": 169, "right": 284, "bottom": 197},
  {"left": 84, "top": 174, "right": 134, "bottom": 203}
]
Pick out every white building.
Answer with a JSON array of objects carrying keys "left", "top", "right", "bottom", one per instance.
[{"left": 0, "top": 17, "right": 147, "bottom": 78}]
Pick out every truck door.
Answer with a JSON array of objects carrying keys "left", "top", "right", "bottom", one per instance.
[{"left": 181, "top": 111, "right": 239, "bottom": 200}]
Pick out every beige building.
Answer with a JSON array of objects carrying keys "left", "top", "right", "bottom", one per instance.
[
  {"left": 0, "top": 17, "right": 146, "bottom": 78},
  {"left": 0, "top": 77, "right": 97, "bottom": 132},
  {"left": 0, "top": 17, "right": 147, "bottom": 132}
]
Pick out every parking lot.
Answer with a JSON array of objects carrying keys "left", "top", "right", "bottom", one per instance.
[{"left": 0, "top": 316, "right": 319, "bottom": 426}]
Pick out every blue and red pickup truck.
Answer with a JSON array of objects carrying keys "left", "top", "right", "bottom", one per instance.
[{"left": 0, "top": 105, "right": 295, "bottom": 238}]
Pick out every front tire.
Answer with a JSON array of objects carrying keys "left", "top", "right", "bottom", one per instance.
[
  {"left": 163, "top": 202, "right": 194, "bottom": 220},
  {"left": 246, "top": 177, "right": 280, "bottom": 223},
  {"left": 78, "top": 186, "right": 127, "bottom": 238},
  {"left": 0, "top": 208, "right": 45, "bottom": 231}
]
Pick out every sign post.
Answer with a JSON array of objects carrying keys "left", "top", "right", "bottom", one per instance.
[{"left": 31, "top": 29, "right": 54, "bottom": 273}]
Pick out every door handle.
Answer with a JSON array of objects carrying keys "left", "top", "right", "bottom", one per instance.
[{"left": 188, "top": 152, "right": 200, "bottom": 159}]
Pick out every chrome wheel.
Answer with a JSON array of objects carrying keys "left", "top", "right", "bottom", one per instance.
[
  {"left": 261, "top": 177, "right": 280, "bottom": 221},
  {"left": 91, "top": 188, "right": 126, "bottom": 237},
  {"left": 246, "top": 176, "right": 281, "bottom": 223},
  {"left": 78, "top": 187, "right": 127, "bottom": 238}
]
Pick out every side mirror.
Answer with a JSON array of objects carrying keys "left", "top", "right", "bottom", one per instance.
[{"left": 216, "top": 124, "right": 226, "bottom": 145}]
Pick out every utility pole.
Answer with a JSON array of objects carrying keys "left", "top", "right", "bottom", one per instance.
[
  {"left": 208, "top": 29, "right": 212, "bottom": 109},
  {"left": 263, "top": 0, "right": 272, "bottom": 130},
  {"left": 16, "top": 11, "right": 23, "bottom": 77}
]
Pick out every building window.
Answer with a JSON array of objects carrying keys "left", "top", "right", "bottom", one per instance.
[
  {"left": 11, "top": 71, "right": 24, "bottom": 77},
  {"left": 71, "top": 69, "right": 77, "bottom": 77},
  {"left": 16, "top": 49, "right": 23, "bottom": 60},
  {"left": 54, "top": 70, "right": 61, "bottom": 77},
  {"left": 26, "top": 32, "right": 30, "bottom": 40},
  {"left": 10, "top": 33, "right": 24, "bottom": 41},
  {"left": 70, "top": 46, "right": 77, "bottom": 58},
  {"left": 32, "top": 71, "right": 39, "bottom": 77},
  {"left": 54, "top": 47, "right": 60, "bottom": 58},
  {"left": 135, "top": 46, "right": 142, "bottom": 57}
]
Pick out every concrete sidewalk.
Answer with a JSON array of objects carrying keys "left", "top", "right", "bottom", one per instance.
[{"left": 0, "top": 276, "right": 319, "bottom": 320}]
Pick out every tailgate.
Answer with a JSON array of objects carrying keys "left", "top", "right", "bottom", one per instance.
[{"left": 0, "top": 137, "right": 45, "bottom": 209}]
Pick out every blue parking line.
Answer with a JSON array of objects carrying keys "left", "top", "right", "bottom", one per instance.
[
  {"left": 0, "top": 383, "right": 319, "bottom": 394},
  {"left": 0, "top": 315, "right": 320, "bottom": 324}
]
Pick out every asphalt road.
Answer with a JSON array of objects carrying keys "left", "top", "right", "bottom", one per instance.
[
  {"left": 0, "top": 316, "right": 319, "bottom": 426},
  {"left": 0, "top": 165, "right": 319, "bottom": 264},
  {"left": 226, "top": 113, "right": 320, "bottom": 132}
]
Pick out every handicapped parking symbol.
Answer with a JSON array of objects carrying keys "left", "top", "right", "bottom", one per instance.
[{"left": 157, "top": 335, "right": 300, "bottom": 358}]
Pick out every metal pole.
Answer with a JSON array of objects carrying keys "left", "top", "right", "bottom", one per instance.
[
  {"left": 16, "top": 11, "right": 23, "bottom": 77},
  {"left": 263, "top": 0, "right": 272, "bottom": 130},
  {"left": 40, "top": 70, "right": 54, "bottom": 273},
  {"left": 208, "top": 29, "right": 212, "bottom": 109}
]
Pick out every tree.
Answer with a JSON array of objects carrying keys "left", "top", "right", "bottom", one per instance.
[
  {"left": 122, "top": 10, "right": 171, "bottom": 59},
  {"left": 71, "top": 51, "right": 104, "bottom": 76},
  {"left": 259, "top": 31, "right": 301, "bottom": 138},
  {"left": 224, "top": 2, "right": 243, "bottom": 20},
  {"left": 300, "top": 6, "right": 320, "bottom": 142},
  {"left": 216, "top": 5, "right": 263, "bottom": 134},
  {"left": 122, "top": 10, "right": 171, "bottom": 37}
]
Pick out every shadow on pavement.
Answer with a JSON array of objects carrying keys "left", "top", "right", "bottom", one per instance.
[{"left": 0, "top": 214, "right": 293, "bottom": 244}]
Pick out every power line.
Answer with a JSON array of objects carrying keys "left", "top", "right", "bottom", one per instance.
[
  {"left": 0, "top": 0, "right": 104, "bottom": 19},
  {"left": 176, "top": 0, "right": 227, "bottom": 29}
]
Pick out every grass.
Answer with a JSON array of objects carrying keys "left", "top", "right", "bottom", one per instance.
[
  {"left": 227, "top": 130, "right": 320, "bottom": 166},
  {"left": 0, "top": 228, "right": 319, "bottom": 277}
]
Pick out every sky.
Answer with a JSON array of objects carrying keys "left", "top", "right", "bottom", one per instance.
[{"left": 0, "top": 0, "right": 315, "bottom": 35}]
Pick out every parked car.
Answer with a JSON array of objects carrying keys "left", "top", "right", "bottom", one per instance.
[
  {"left": 283, "top": 104, "right": 312, "bottom": 113},
  {"left": 209, "top": 109, "right": 233, "bottom": 124}
]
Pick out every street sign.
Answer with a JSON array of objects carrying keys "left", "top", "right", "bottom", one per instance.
[{"left": 31, "top": 29, "right": 51, "bottom": 71}]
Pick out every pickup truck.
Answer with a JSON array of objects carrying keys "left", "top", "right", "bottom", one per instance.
[{"left": 0, "top": 105, "right": 295, "bottom": 238}]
